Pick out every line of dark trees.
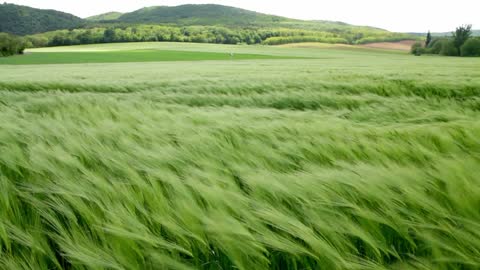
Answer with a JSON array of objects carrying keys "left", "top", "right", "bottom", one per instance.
[
  {"left": 0, "top": 32, "right": 25, "bottom": 57},
  {"left": 411, "top": 25, "right": 480, "bottom": 57}
]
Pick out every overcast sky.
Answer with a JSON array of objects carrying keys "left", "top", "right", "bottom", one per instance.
[{"left": 6, "top": 0, "right": 479, "bottom": 32}]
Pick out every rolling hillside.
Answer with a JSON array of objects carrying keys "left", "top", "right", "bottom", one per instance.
[
  {"left": 106, "top": 4, "right": 393, "bottom": 35},
  {"left": 0, "top": 3, "right": 84, "bottom": 35},
  {"left": 3, "top": 3, "right": 414, "bottom": 47},
  {"left": 86, "top": 12, "right": 123, "bottom": 21},
  {"left": 87, "top": 4, "right": 413, "bottom": 44}
]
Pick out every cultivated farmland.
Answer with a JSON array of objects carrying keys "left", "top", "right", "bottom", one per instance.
[{"left": 1, "top": 42, "right": 480, "bottom": 270}]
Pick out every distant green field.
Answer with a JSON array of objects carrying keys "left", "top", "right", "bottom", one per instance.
[
  {"left": 1, "top": 42, "right": 480, "bottom": 270},
  {"left": 0, "top": 49, "right": 295, "bottom": 65}
]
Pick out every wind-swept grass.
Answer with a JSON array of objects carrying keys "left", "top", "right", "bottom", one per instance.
[
  {"left": 0, "top": 43, "right": 480, "bottom": 270},
  {"left": 0, "top": 50, "right": 296, "bottom": 65}
]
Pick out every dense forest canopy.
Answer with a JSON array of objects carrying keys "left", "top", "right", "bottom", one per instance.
[
  {"left": 0, "top": 3, "right": 84, "bottom": 35},
  {"left": 117, "top": 4, "right": 287, "bottom": 26}
]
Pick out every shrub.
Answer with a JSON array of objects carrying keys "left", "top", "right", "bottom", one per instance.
[
  {"left": 439, "top": 40, "right": 458, "bottom": 56},
  {"left": 410, "top": 42, "right": 424, "bottom": 55},
  {"left": 427, "top": 38, "right": 448, "bottom": 54},
  {"left": 461, "top": 38, "right": 480, "bottom": 57}
]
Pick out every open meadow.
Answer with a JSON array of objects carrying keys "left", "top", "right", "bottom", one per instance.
[{"left": 1, "top": 42, "right": 480, "bottom": 269}]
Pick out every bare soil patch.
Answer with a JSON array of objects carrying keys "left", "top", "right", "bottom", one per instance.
[{"left": 359, "top": 40, "right": 417, "bottom": 51}]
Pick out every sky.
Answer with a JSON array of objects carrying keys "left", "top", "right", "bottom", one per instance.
[{"left": 5, "top": 0, "right": 480, "bottom": 32}]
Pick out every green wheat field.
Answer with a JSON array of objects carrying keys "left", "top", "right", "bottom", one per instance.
[{"left": 1, "top": 42, "right": 480, "bottom": 270}]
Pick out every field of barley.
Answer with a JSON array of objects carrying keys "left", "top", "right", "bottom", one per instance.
[{"left": 1, "top": 42, "right": 480, "bottom": 270}]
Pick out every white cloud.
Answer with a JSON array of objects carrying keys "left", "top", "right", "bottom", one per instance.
[{"left": 6, "top": 0, "right": 480, "bottom": 32}]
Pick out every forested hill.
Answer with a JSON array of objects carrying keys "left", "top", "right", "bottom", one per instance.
[
  {"left": 117, "top": 4, "right": 288, "bottom": 26},
  {"left": 0, "top": 3, "right": 84, "bottom": 35},
  {"left": 86, "top": 4, "right": 412, "bottom": 44},
  {"left": 2, "top": 3, "right": 416, "bottom": 47},
  {"left": 101, "top": 4, "right": 388, "bottom": 34}
]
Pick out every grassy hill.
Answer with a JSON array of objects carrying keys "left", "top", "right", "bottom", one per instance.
[
  {"left": 0, "top": 3, "right": 84, "bottom": 35},
  {"left": 86, "top": 12, "right": 123, "bottom": 21}
]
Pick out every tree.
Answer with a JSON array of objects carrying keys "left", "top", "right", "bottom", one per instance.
[
  {"left": 103, "top": 28, "right": 116, "bottom": 43},
  {"left": 425, "top": 31, "right": 432, "bottom": 47},
  {"left": 461, "top": 38, "right": 480, "bottom": 56},
  {"left": 452, "top": 24, "right": 472, "bottom": 55}
]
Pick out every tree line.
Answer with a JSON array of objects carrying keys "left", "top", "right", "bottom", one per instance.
[
  {"left": 24, "top": 24, "right": 413, "bottom": 48},
  {"left": 412, "top": 25, "right": 480, "bottom": 57},
  {"left": 0, "top": 32, "right": 25, "bottom": 57}
]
